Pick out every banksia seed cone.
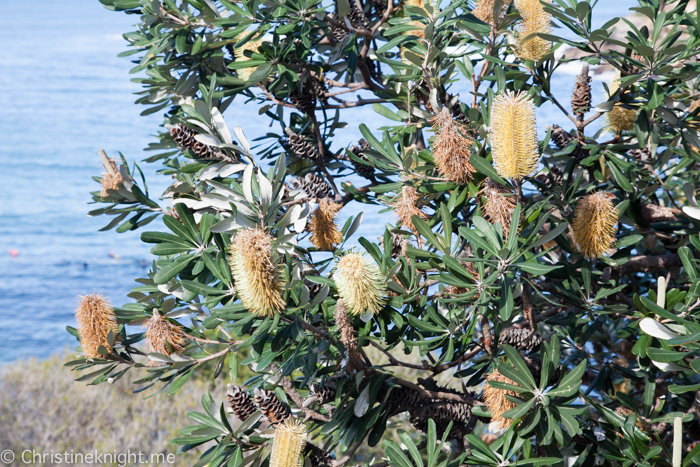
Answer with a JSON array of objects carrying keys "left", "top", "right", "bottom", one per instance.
[
  {"left": 254, "top": 388, "right": 291, "bottom": 426},
  {"left": 490, "top": 91, "right": 539, "bottom": 179},
  {"left": 233, "top": 36, "right": 263, "bottom": 81},
  {"left": 348, "top": 0, "right": 369, "bottom": 29},
  {"left": 334, "top": 299, "right": 357, "bottom": 352},
  {"left": 473, "top": 0, "right": 512, "bottom": 27},
  {"left": 479, "top": 178, "right": 517, "bottom": 238},
  {"left": 290, "top": 92, "right": 316, "bottom": 115},
  {"left": 549, "top": 124, "right": 573, "bottom": 149},
  {"left": 309, "top": 76, "right": 328, "bottom": 104},
  {"left": 514, "top": 0, "right": 552, "bottom": 62},
  {"left": 310, "top": 198, "right": 343, "bottom": 251},
  {"left": 292, "top": 173, "right": 333, "bottom": 199},
  {"left": 75, "top": 294, "right": 119, "bottom": 359},
  {"left": 227, "top": 384, "right": 257, "bottom": 421},
  {"left": 349, "top": 139, "right": 375, "bottom": 178},
  {"left": 395, "top": 185, "right": 427, "bottom": 234},
  {"left": 304, "top": 444, "right": 334, "bottom": 467},
  {"left": 390, "top": 232, "right": 408, "bottom": 258},
  {"left": 334, "top": 253, "right": 386, "bottom": 316},
  {"left": 270, "top": 418, "right": 307, "bottom": 467},
  {"left": 484, "top": 369, "right": 519, "bottom": 431},
  {"left": 572, "top": 64, "right": 592, "bottom": 117},
  {"left": 606, "top": 75, "right": 637, "bottom": 134},
  {"left": 326, "top": 13, "right": 348, "bottom": 42},
  {"left": 430, "top": 108, "right": 476, "bottom": 184},
  {"left": 100, "top": 158, "right": 123, "bottom": 197},
  {"left": 571, "top": 192, "right": 618, "bottom": 259},
  {"left": 228, "top": 228, "right": 286, "bottom": 316},
  {"left": 499, "top": 327, "right": 542, "bottom": 352},
  {"left": 285, "top": 128, "right": 322, "bottom": 163},
  {"left": 144, "top": 309, "right": 187, "bottom": 357},
  {"left": 534, "top": 165, "right": 563, "bottom": 192},
  {"left": 169, "top": 123, "right": 219, "bottom": 159}
]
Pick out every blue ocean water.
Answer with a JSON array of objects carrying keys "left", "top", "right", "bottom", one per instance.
[{"left": 0, "top": 0, "right": 633, "bottom": 362}]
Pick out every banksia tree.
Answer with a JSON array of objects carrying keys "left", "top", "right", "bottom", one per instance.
[
  {"left": 490, "top": 90, "right": 539, "bottom": 179},
  {"left": 572, "top": 191, "right": 618, "bottom": 259},
  {"left": 73, "top": 0, "right": 700, "bottom": 465},
  {"left": 334, "top": 253, "right": 386, "bottom": 316},
  {"left": 228, "top": 228, "right": 286, "bottom": 317},
  {"left": 309, "top": 198, "right": 343, "bottom": 251},
  {"left": 270, "top": 419, "right": 307, "bottom": 467},
  {"left": 514, "top": 0, "right": 552, "bottom": 61},
  {"left": 75, "top": 294, "right": 119, "bottom": 359}
]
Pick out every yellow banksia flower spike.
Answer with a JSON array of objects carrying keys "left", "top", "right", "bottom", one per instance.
[
  {"left": 606, "top": 74, "right": 637, "bottom": 134},
  {"left": 75, "top": 293, "right": 119, "bottom": 359},
  {"left": 479, "top": 178, "right": 518, "bottom": 238},
  {"left": 473, "top": 0, "right": 513, "bottom": 28},
  {"left": 395, "top": 185, "right": 427, "bottom": 234},
  {"left": 334, "top": 252, "right": 387, "bottom": 316},
  {"left": 228, "top": 228, "right": 286, "bottom": 317},
  {"left": 572, "top": 191, "right": 618, "bottom": 259},
  {"left": 430, "top": 108, "right": 477, "bottom": 184},
  {"left": 490, "top": 91, "right": 540, "bottom": 179},
  {"left": 484, "top": 369, "right": 519, "bottom": 431},
  {"left": 270, "top": 418, "right": 307, "bottom": 467},
  {"left": 234, "top": 35, "right": 264, "bottom": 82},
  {"left": 144, "top": 309, "right": 187, "bottom": 357},
  {"left": 514, "top": 0, "right": 552, "bottom": 62},
  {"left": 310, "top": 198, "right": 343, "bottom": 251}
]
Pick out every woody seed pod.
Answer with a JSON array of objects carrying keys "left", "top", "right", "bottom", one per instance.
[
  {"left": 334, "top": 253, "right": 386, "bottom": 316},
  {"left": 490, "top": 91, "right": 540, "bottom": 179},
  {"left": 228, "top": 228, "right": 286, "bottom": 316},
  {"left": 571, "top": 191, "right": 618, "bottom": 259},
  {"left": 75, "top": 293, "right": 119, "bottom": 359}
]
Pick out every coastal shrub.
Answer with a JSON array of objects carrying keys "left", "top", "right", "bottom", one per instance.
[{"left": 69, "top": 0, "right": 700, "bottom": 465}]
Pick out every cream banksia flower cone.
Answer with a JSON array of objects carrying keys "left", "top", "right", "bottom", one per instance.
[
  {"left": 490, "top": 90, "right": 540, "bottom": 179},
  {"left": 270, "top": 418, "right": 307, "bottom": 467},
  {"left": 514, "top": 0, "right": 552, "bottom": 62},
  {"left": 572, "top": 192, "right": 618, "bottom": 259},
  {"left": 334, "top": 252, "right": 386, "bottom": 316},
  {"left": 473, "top": 0, "right": 513, "bottom": 28},
  {"left": 606, "top": 74, "right": 637, "bottom": 134},
  {"left": 309, "top": 198, "right": 343, "bottom": 251},
  {"left": 430, "top": 108, "right": 476, "bottom": 184},
  {"left": 144, "top": 309, "right": 187, "bottom": 357},
  {"left": 75, "top": 293, "right": 119, "bottom": 359},
  {"left": 234, "top": 35, "right": 263, "bottom": 82},
  {"left": 228, "top": 228, "right": 286, "bottom": 316},
  {"left": 484, "top": 369, "right": 519, "bottom": 431}
]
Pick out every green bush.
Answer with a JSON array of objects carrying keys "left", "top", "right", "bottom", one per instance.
[{"left": 68, "top": 0, "right": 700, "bottom": 465}]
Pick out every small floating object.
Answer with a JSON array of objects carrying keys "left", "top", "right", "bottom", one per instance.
[
  {"left": 8, "top": 249, "right": 18, "bottom": 257},
  {"left": 108, "top": 250, "right": 121, "bottom": 259}
]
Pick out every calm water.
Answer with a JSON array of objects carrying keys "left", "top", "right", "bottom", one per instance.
[{"left": 0, "top": 0, "right": 632, "bottom": 362}]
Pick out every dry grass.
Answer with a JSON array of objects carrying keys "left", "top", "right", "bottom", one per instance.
[{"left": 0, "top": 351, "right": 227, "bottom": 466}]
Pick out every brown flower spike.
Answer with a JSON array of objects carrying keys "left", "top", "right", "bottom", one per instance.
[
  {"left": 395, "top": 185, "right": 427, "bottom": 233},
  {"left": 144, "top": 309, "right": 187, "bottom": 357},
  {"left": 479, "top": 178, "right": 518, "bottom": 238},
  {"left": 75, "top": 293, "right": 119, "bottom": 359},
  {"left": 514, "top": 0, "right": 552, "bottom": 62},
  {"left": 430, "top": 108, "right": 476, "bottom": 184},
  {"left": 484, "top": 369, "right": 519, "bottom": 431},
  {"left": 228, "top": 228, "right": 286, "bottom": 316},
  {"left": 572, "top": 192, "right": 618, "bottom": 259},
  {"left": 309, "top": 198, "right": 343, "bottom": 251},
  {"left": 270, "top": 418, "right": 307, "bottom": 467},
  {"left": 490, "top": 91, "right": 540, "bottom": 179},
  {"left": 100, "top": 158, "right": 123, "bottom": 197}
]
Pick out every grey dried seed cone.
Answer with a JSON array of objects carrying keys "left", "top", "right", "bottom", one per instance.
[
  {"left": 309, "top": 77, "right": 328, "bottom": 104},
  {"left": 290, "top": 92, "right": 316, "bottom": 115},
  {"left": 390, "top": 232, "right": 408, "bottom": 258},
  {"left": 549, "top": 124, "right": 573, "bottom": 149},
  {"left": 534, "top": 164, "right": 563, "bottom": 191},
  {"left": 284, "top": 128, "right": 322, "bottom": 163},
  {"left": 304, "top": 444, "right": 334, "bottom": 467},
  {"left": 571, "top": 64, "right": 592, "bottom": 117},
  {"left": 226, "top": 385, "right": 257, "bottom": 421},
  {"left": 499, "top": 327, "right": 542, "bottom": 352},
  {"left": 629, "top": 147, "right": 651, "bottom": 162},
  {"left": 326, "top": 13, "right": 348, "bottom": 42},
  {"left": 372, "top": 0, "right": 387, "bottom": 15},
  {"left": 253, "top": 388, "right": 291, "bottom": 426},
  {"left": 292, "top": 173, "right": 333, "bottom": 199},
  {"left": 170, "top": 123, "right": 219, "bottom": 159},
  {"left": 347, "top": 0, "right": 369, "bottom": 28},
  {"left": 349, "top": 139, "right": 375, "bottom": 177}
]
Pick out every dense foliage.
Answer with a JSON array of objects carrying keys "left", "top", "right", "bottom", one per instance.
[{"left": 66, "top": 0, "right": 700, "bottom": 465}]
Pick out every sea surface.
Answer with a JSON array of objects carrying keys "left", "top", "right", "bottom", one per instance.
[{"left": 0, "top": 0, "right": 633, "bottom": 362}]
